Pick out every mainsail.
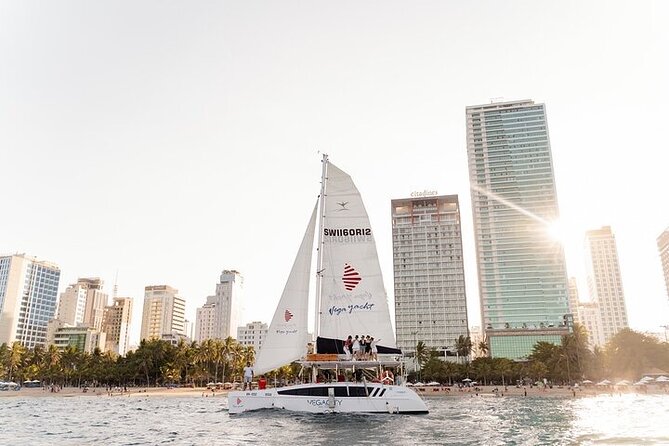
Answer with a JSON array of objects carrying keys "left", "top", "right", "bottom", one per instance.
[
  {"left": 317, "top": 162, "right": 398, "bottom": 350},
  {"left": 253, "top": 203, "right": 317, "bottom": 375}
]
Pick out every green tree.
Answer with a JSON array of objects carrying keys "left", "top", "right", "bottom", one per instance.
[{"left": 455, "top": 335, "right": 472, "bottom": 364}]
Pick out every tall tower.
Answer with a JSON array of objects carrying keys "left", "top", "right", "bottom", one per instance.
[
  {"left": 391, "top": 194, "right": 469, "bottom": 356},
  {"left": 195, "top": 270, "right": 243, "bottom": 341},
  {"left": 58, "top": 277, "right": 108, "bottom": 330},
  {"left": 567, "top": 277, "right": 580, "bottom": 323},
  {"left": 466, "top": 99, "right": 570, "bottom": 360},
  {"left": 585, "top": 226, "right": 629, "bottom": 345},
  {"left": 103, "top": 297, "right": 133, "bottom": 356},
  {"left": 658, "top": 227, "right": 669, "bottom": 301},
  {"left": 0, "top": 254, "right": 61, "bottom": 348},
  {"left": 140, "top": 285, "right": 186, "bottom": 341}
]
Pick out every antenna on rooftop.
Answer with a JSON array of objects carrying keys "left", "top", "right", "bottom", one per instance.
[{"left": 113, "top": 269, "right": 119, "bottom": 298}]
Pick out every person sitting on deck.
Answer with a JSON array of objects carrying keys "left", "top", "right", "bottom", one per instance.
[{"left": 381, "top": 369, "right": 394, "bottom": 385}]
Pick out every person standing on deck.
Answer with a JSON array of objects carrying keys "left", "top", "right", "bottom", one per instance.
[
  {"left": 371, "top": 337, "right": 380, "bottom": 361},
  {"left": 352, "top": 335, "right": 360, "bottom": 360},
  {"left": 243, "top": 362, "right": 254, "bottom": 390}
]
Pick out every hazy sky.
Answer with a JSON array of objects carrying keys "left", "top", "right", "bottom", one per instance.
[{"left": 2, "top": 1, "right": 668, "bottom": 346}]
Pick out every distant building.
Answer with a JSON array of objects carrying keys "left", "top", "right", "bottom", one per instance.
[
  {"left": 466, "top": 100, "right": 570, "bottom": 360},
  {"left": 47, "top": 319, "right": 106, "bottom": 353},
  {"left": 0, "top": 254, "right": 61, "bottom": 349},
  {"left": 585, "top": 226, "right": 629, "bottom": 345},
  {"left": 391, "top": 195, "right": 469, "bottom": 356},
  {"left": 567, "top": 277, "right": 580, "bottom": 323},
  {"left": 58, "top": 277, "right": 108, "bottom": 330},
  {"left": 469, "top": 326, "right": 485, "bottom": 358},
  {"left": 658, "top": 227, "right": 669, "bottom": 300},
  {"left": 102, "top": 297, "right": 133, "bottom": 356},
  {"left": 195, "top": 270, "right": 243, "bottom": 342},
  {"left": 237, "top": 321, "right": 268, "bottom": 353},
  {"left": 140, "top": 285, "right": 186, "bottom": 341},
  {"left": 577, "top": 301, "right": 604, "bottom": 348}
]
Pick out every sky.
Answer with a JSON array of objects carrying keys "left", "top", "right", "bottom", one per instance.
[{"left": 2, "top": 1, "right": 669, "bottom": 346}]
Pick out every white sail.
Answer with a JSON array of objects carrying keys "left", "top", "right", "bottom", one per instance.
[
  {"left": 317, "top": 162, "right": 397, "bottom": 348},
  {"left": 253, "top": 203, "right": 317, "bottom": 375}
]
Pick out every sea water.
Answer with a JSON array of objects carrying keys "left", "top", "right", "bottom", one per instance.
[{"left": 2, "top": 394, "right": 669, "bottom": 445}]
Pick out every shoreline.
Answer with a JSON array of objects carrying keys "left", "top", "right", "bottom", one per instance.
[{"left": 2, "top": 384, "right": 667, "bottom": 399}]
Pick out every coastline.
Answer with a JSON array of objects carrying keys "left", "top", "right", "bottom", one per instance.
[{"left": 2, "top": 384, "right": 667, "bottom": 399}]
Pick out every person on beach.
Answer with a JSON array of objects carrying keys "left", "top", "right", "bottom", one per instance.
[{"left": 243, "top": 362, "right": 254, "bottom": 391}]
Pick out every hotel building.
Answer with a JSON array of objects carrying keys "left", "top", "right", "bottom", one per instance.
[
  {"left": 391, "top": 195, "right": 469, "bottom": 356},
  {"left": 585, "top": 226, "right": 629, "bottom": 345},
  {"left": 103, "top": 297, "right": 133, "bottom": 356},
  {"left": 58, "top": 277, "right": 108, "bottom": 330},
  {"left": 658, "top": 227, "right": 669, "bottom": 300},
  {"left": 466, "top": 99, "right": 570, "bottom": 360},
  {"left": 195, "top": 270, "right": 243, "bottom": 342},
  {"left": 237, "top": 321, "right": 268, "bottom": 353},
  {"left": 140, "top": 285, "right": 186, "bottom": 341},
  {"left": 0, "top": 254, "right": 61, "bottom": 348},
  {"left": 47, "top": 319, "right": 106, "bottom": 353}
]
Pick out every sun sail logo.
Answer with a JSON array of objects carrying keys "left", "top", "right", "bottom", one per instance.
[
  {"left": 342, "top": 263, "right": 362, "bottom": 291},
  {"left": 284, "top": 309, "right": 293, "bottom": 322}
]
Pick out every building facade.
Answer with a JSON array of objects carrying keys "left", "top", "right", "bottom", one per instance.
[
  {"left": 47, "top": 319, "right": 106, "bottom": 353},
  {"left": 577, "top": 301, "right": 604, "bottom": 348},
  {"left": 391, "top": 195, "right": 469, "bottom": 356},
  {"left": 58, "top": 277, "right": 108, "bottom": 330},
  {"left": 102, "top": 297, "right": 133, "bottom": 356},
  {"left": 0, "top": 254, "right": 61, "bottom": 349},
  {"left": 567, "top": 277, "right": 580, "bottom": 323},
  {"left": 658, "top": 227, "right": 669, "bottom": 300},
  {"left": 195, "top": 270, "right": 243, "bottom": 342},
  {"left": 585, "top": 226, "right": 629, "bottom": 345},
  {"left": 466, "top": 100, "right": 570, "bottom": 360},
  {"left": 140, "top": 285, "right": 186, "bottom": 341},
  {"left": 236, "top": 321, "right": 268, "bottom": 353}
]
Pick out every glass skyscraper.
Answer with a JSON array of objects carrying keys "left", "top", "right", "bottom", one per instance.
[
  {"left": 0, "top": 254, "right": 61, "bottom": 349},
  {"left": 466, "top": 100, "right": 570, "bottom": 360}
]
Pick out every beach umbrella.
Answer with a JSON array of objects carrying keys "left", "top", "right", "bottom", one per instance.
[
  {"left": 655, "top": 376, "right": 669, "bottom": 382},
  {"left": 462, "top": 378, "right": 472, "bottom": 382},
  {"left": 582, "top": 380, "right": 593, "bottom": 384},
  {"left": 615, "top": 380, "right": 631, "bottom": 386},
  {"left": 405, "top": 382, "right": 414, "bottom": 387},
  {"left": 427, "top": 382, "right": 440, "bottom": 386},
  {"left": 596, "top": 380, "right": 611, "bottom": 386}
]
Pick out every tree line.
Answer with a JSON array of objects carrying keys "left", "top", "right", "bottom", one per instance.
[
  {"left": 412, "top": 326, "right": 669, "bottom": 385},
  {"left": 0, "top": 337, "right": 276, "bottom": 387}
]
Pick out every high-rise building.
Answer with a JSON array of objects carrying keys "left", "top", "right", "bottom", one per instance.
[
  {"left": 103, "top": 297, "right": 133, "bottom": 356},
  {"left": 237, "top": 321, "right": 268, "bottom": 353},
  {"left": 58, "top": 277, "right": 108, "bottom": 330},
  {"left": 585, "top": 226, "right": 629, "bottom": 345},
  {"left": 577, "top": 301, "right": 604, "bottom": 348},
  {"left": 391, "top": 195, "right": 469, "bottom": 356},
  {"left": 140, "top": 285, "right": 186, "bottom": 341},
  {"left": 466, "top": 99, "right": 570, "bottom": 360},
  {"left": 657, "top": 227, "right": 669, "bottom": 300},
  {"left": 195, "top": 270, "right": 243, "bottom": 342},
  {"left": 47, "top": 319, "right": 106, "bottom": 353},
  {"left": 0, "top": 254, "right": 61, "bottom": 348},
  {"left": 567, "top": 277, "right": 580, "bottom": 323}
]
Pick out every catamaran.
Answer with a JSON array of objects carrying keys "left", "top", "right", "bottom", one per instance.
[{"left": 228, "top": 155, "right": 428, "bottom": 414}]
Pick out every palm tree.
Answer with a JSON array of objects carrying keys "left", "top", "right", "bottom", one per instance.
[
  {"left": 455, "top": 335, "right": 472, "bottom": 364},
  {"left": 477, "top": 338, "right": 489, "bottom": 358},
  {"left": 7, "top": 341, "right": 26, "bottom": 381},
  {"left": 44, "top": 344, "right": 62, "bottom": 384},
  {"left": 220, "top": 336, "right": 237, "bottom": 383}
]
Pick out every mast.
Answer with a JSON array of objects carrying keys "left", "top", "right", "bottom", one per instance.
[{"left": 314, "top": 153, "right": 328, "bottom": 351}]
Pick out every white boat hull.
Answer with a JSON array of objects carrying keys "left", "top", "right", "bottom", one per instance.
[{"left": 228, "top": 382, "right": 428, "bottom": 414}]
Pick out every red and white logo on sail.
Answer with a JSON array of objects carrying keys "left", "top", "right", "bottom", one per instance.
[
  {"left": 342, "top": 263, "right": 362, "bottom": 291},
  {"left": 284, "top": 309, "right": 293, "bottom": 322}
]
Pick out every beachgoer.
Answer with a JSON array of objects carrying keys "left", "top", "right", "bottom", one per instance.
[{"left": 243, "top": 362, "right": 254, "bottom": 390}]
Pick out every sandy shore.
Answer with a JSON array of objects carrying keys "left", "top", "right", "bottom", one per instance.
[{"left": 2, "top": 384, "right": 667, "bottom": 399}]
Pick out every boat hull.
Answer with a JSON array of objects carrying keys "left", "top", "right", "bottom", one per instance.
[{"left": 228, "top": 382, "right": 428, "bottom": 414}]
